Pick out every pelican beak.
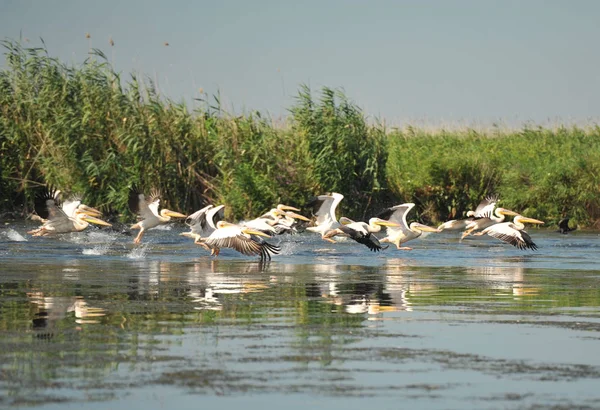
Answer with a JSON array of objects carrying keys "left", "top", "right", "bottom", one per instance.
[
  {"left": 243, "top": 228, "right": 272, "bottom": 238},
  {"left": 278, "top": 204, "right": 301, "bottom": 212},
  {"left": 82, "top": 215, "right": 112, "bottom": 227},
  {"left": 78, "top": 205, "right": 103, "bottom": 217},
  {"left": 375, "top": 221, "right": 400, "bottom": 227},
  {"left": 285, "top": 212, "right": 310, "bottom": 222},
  {"left": 520, "top": 217, "right": 545, "bottom": 225},
  {"left": 499, "top": 208, "right": 519, "bottom": 216},
  {"left": 165, "top": 210, "right": 187, "bottom": 218},
  {"left": 413, "top": 223, "right": 439, "bottom": 232}
]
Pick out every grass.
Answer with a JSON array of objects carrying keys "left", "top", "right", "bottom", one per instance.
[{"left": 1, "top": 39, "right": 599, "bottom": 228}]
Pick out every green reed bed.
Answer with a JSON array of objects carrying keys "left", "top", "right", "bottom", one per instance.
[{"left": 1, "top": 39, "right": 598, "bottom": 228}]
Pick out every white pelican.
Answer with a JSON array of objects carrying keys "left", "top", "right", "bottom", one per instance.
[
  {"left": 437, "top": 211, "right": 476, "bottom": 231},
  {"left": 376, "top": 203, "right": 439, "bottom": 250},
  {"left": 128, "top": 189, "right": 187, "bottom": 244},
  {"left": 461, "top": 207, "right": 519, "bottom": 239},
  {"left": 306, "top": 192, "right": 344, "bottom": 239},
  {"left": 438, "top": 195, "right": 501, "bottom": 232},
  {"left": 258, "top": 204, "right": 310, "bottom": 234},
  {"left": 180, "top": 204, "right": 225, "bottom": 243},
  {"left": 323, "top": 216, "right": 400, "bottom": 251},
  {"left": 197, "top": 221, "right": 281, "bottom": 260},
  {"left": 472, "top": 215, "right": 544, "bottom": 250},
  {"left": 28, "top": 188, "right": 111, "bottom": 236},
  {"left": 30, "top": 187, "right": 103, "bottom": 223}
]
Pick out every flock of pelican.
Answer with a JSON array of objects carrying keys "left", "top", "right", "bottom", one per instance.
[{"left": 27, "top": 187, "right": 545, "bottom": 260}]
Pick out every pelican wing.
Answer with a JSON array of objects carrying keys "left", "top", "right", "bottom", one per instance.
[
  {"left": 377, "top": 203, "right": 414, "bottom": 237},
  {"left": 306, "top": 193, "right": 343, "bottom": 226},
  {"left": 473, "top": 195, "right": 498, "bottom": 219},
  {"left": 482, "top": 222, "right": 538, "bottom": 250},
  {"left": 338, "top": 223, "right": 384, "bottom": 252},
  {"left": 129, "top": 189, "right": 160, "bottom": 219},
  {"left": 186, "top": 205, "right": 212, "bottom": 235},
  {"left": 61, "top": 196, "right": 82, "bottom": 218},
  {"left": 206, "top": 226, "right": 262, "bottom": 257},
  {"left": 34, "top": 187, "right": 69, "bottom": 221}
]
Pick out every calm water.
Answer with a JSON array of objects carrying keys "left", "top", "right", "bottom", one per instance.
[{"left": 1, "top": 221, "right": 600, "bottom": 409}]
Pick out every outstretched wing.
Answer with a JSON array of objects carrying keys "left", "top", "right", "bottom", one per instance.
[
  {"left": 483, "top": 223, "right": 538, "bottom": 250},
  {"left": 306, "top": 193, "right": 343, "bottom": 226},
  {"left": 35, "top": 186, "right": 68, "bottom": 221},
  {"left": 377, "top": 203, "right": 414, "bottom": 237},
  {"left": 474, "top": 195, "right": 498, "bottom": 219}
]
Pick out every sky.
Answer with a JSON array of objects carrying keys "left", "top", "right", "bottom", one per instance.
[{"left": 1, "top": 0, "right": 599, "bottom": 127}]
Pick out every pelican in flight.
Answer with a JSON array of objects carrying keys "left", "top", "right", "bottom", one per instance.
[
  {"left": 438, "top": 195, "right": 500, "bottom": 232},
  {"left": 376, "top": 203, "right": 439, "bottom": 250},
  {"left": 459, "top": 196, "right": 519, "bottom": 239},
  {"left": 323, "top": 216, "right": 400, "bottom": 251},
  {"left": 306, "top": 192, "right": 344, "bottom": 239},
  {"left": 128, "top": 188, "right": 186, "bottom": 244},
  {"left": 28, "top": 187, "right": 111, "bottom": 236},
  {"left": 472, "top": 215, "right": 544, "bottom": 250},
  {"left": 180, "top": 204, "right": 225, "bottom": 244},
  {"left": 258, "top": 204, "right": 310, "bottom": 234},
  {"left": 197, "top": 221, "right": 281, "bottom": 260}
]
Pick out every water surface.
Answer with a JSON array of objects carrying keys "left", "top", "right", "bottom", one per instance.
[{"left": 1, "top": 222, "right": 600, "bottom": 409}]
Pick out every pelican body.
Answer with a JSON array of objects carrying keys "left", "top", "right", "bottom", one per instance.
[
  {"left": 473, "top": 215, "right": 544, "bottom": 250},
  {"left": 376, "top": 203, "right": 439, "bottom": 250},
  {"left": 306, "top": 192, "right": 344, "bottom": 239},
  {"left": 323, "top": 217, "right": 399, "bottom": 251},
  {"left": 129, "top": 189, "right": 186, "bottom": 244},
  {"left": 198, "top": 221, "right": 281, "bottom": 260}
]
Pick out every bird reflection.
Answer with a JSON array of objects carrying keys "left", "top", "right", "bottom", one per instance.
[
  {"left": 466, "top": 264, "right": 539, "bottom": 296},
  {"left": 28, "top": 292, "right": 105, "bottom": 339},
  {"left": 315, "top": 265, "right": 413, "bottom": 316}
]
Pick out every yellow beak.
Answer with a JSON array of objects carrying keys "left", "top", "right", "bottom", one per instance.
[
  {"left": 278, "top": 204, "right": 301, "bottom": 212},
  {"left": 83, "top": 215, "right": 112, "bottom": 227},
  {"left": 78, "top": 205, "right": 103, "bottom": 217},
  {"left": 242, "top": 228, "right": 272, "bottom": 238},
  {"left": 284, "top": 212, "right": 310, "bottom": 222},
  {"left": 520, "top": 217, "right": 545, "bottom": 225},
  {"left": 164, "top": 210, "right": 187, "bottom": 218}
]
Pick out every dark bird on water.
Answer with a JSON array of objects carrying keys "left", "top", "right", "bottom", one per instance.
[{"left": 558, "top": 218, "right": 576, "bottom": 234}]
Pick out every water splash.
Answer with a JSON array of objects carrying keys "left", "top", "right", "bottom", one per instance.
[
  {"left": 4, "top": 228, "right": 27, "bottom": 242},
  {"left": 82, "top": 243, "right": 110, "bottom": 256},
  {"left": 127, "top": 243, "right": 150, "bottom": 259}
]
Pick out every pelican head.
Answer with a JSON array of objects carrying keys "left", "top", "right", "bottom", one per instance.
[{"left": 160, "top": 209, "right": 187, "bottom": 218}]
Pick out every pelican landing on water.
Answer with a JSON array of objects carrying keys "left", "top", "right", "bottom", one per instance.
[
  {"left": 128, "top": 188, "right": 186, "bottom": 244},
  {"left": 473, "top": 215, "right": 544, "bottom": 250},
  {"left": 323, "top": 217, "right": 399, "bottom": 252},
  {"left": 376, "top": 203, "right": 439, "bottom": 250}
]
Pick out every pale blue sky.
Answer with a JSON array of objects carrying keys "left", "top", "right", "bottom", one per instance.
[{"left": 1, "top": 0, "right": 599, "bottom": 126}]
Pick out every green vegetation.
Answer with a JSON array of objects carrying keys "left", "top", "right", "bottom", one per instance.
[{"left": 1, "top": 39, "right": 599, "bottom": 227}]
